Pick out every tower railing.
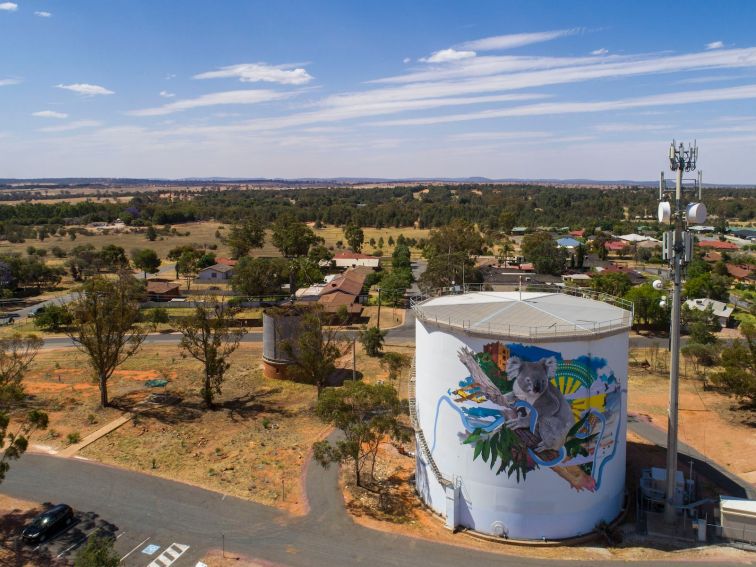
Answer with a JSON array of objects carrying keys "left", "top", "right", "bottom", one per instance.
[{"left": 408, "top": 357, "right": 451, "bottom": 488}]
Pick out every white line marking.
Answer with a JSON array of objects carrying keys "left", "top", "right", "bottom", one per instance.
[
  {"left": 120, "top": 536, "right": 150, "bottom": 562},
  {"left": 148, "top": 543, "right": 189, "bottom": 567},
  {"left": 116, "top": 531, "right": 126, "bottom": 539},
  {"left": 56, "top": 528, "right": 98, "bottom": 558}
]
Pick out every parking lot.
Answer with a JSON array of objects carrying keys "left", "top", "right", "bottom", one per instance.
[{"left": 10, "top": 507, "right": 209, "bottom": 566}]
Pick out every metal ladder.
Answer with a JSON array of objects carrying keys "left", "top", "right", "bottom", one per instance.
[{"left": 409, "top": 358, "right": 451, "bottom": 488}]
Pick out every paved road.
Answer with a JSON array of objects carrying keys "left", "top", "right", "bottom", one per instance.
[
  {"left": 14, "top": 293, "right": 78, "bottom": 319},
  {"left": 1, "top": 445, "right": 735, "bottom": 567}
]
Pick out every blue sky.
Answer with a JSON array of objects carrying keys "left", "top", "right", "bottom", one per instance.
[{"left": 2, "top": 1, "right": 756, "bottom": 182}]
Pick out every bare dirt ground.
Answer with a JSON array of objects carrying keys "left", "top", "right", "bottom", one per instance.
[
  {"left": 14, "top": 343, "right": 329, "bottom": 514},
  {"left": 628, "top": 347, "right": 756, "bottom": 483}
]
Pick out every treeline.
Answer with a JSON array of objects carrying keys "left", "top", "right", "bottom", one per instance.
[{"left": 1, "top": 185, "right": 755, "bottom": 233}]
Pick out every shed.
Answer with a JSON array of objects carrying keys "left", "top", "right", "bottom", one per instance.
[
  {"left": 721, "top": 497, "right": 756, "bottom": 544},
  {"left": 333, "top": 252, "right": 381, "bottom": 269}
]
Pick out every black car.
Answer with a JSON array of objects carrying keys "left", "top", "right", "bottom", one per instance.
[{"left": 21, "top": 504, "right": 74, "bottom": 543}]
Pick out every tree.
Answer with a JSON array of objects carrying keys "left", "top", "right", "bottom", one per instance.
[
  {"left": 590, "top": 272, "right": 632, "bottom": 297},
  {"left": 271, "top": 212, "right": 319, "bottom": 257},
  {"left": 67, "top": 245, "right": 102, "bottom": 280},
  {"left": 100, "top": 245, "right": 130, "bottom": 272},
  {"left": 380, "top": 351, "right": 411, "bottom": 381},
  {"left": 131, "top": 248, "right": 161, "bottom": 279},
  {"left": 74, "top": 533, "right": 119, "bottom": 567},
  {"left": 312, "top": 380, "right": 407, "bottom": 487},
  {"left": 625, "top": 284, "right": 669, "bottom": 329},
  {"left": 379, "top": 270, "right": 412, "bottom": 307},
  {"left": 684, "top": 272, "right": 731, "bottom": 302},
  {"left": 360, "top": 326, "right": 386, "bottom": 357},
  {"left": 711, "top": 323, "right": 755, "bottom": 407},
  {"left": 146, "top": 225, "right": 158, "bottom": 241},
  {"left": 66, "top": 275, "right": 146, "bottom": 408},
  {"left": 224, "top": 219, "right": 265, "bottom": 258},
  {"left": 177, "top": 299, "right": 243, "bottom": 408},
  {"left": 33, "top": 304, "right": 73, "bottom": 332},
  {"left": 419, "top": 219, "right": 483, "bottom": 290},
  {"left": 147, "top": 307, "right": 169, "bottom": 326},
  {"left": 231, "top": 257, "right": 289, "bottom": 297},
  {"left": 521, "top": 232, "right": 566, "bottom": 275},
  {"left": 575, "top": 244, "right": 586, "bottom": 269},
  {"left": 344, "top": 223, "right": 365, "bottom": 253},
  {"left": 498, "top": 211, "right": 516, "bottom": 234},
  {"left": 0, "top": 334, "right": 49, "bottom": 483},
  {"left": 279, "top": 306, "right": 346, "bottom": 397},
  {"left": 176, "top": 250, "right": 201, "bottom": 290}
]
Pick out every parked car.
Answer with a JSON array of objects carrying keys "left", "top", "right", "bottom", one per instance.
[{"left": 21, "top": 504, "right": 74, "bottom": 543}]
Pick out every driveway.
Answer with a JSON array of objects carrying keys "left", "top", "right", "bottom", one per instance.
[{"left": 2, "top": 444, "right": 736, "bottom": 567}]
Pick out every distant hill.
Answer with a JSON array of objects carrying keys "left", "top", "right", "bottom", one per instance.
[{"left": 0, "top": 176, "right": 752, "bottom": 188}]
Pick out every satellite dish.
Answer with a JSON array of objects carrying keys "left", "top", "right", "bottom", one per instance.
[
  {"left": 686, "top": 202, "right": 708, "bottom": 225},
  {"left": 658, "top": 201, "right": 672, "bottom": 223}
]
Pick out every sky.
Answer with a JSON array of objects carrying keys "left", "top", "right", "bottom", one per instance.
[{"left": 2, "top": 1, "right": 756, "bottom": 182}]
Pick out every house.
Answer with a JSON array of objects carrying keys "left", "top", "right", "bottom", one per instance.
[
  {"left": 618, "top": 233, "right": 660, "bottom": 244},
  {"left": 604, "top": 241, "right": 628, "bottom": 252},
  {"left": 316, "top": 267, "right": 371, "bottom": 313},
  {"left": 594, "top": 263, "right": 646, "bottom": 285},
  {"left": 696, "top": 240, "right": 739, "bottom": 251},
  {"left": 215, "top": 257, "right": 238, "bottom": 267},
  {"left": 510, "top": 226, "right": 528, "bottom": 235},
  {"left": 703, "top": 251, "right": 722, "bottom": 263},
  {"left": 569, "top": 229, "right": 585, "bottom": 238},
  {"left": 684, "top": 298, "right": 733, "bottom": 327},
  {"left": 563, "top": 273, "right": 592, "bottom": 286},
  {"left": 146, "top": 281, "right": 181, "bottom": 301},
  {"left": 556, "top": 237, "right": 581, "bottom": 249},
  {"left": 196, "top": 263, "right": 234, "bottom": 282},
  {"left": 726, "top": 263, "right": 755, "bottom": 282},
  {"left": 689, "top": 226, "right": 716, "bottom": 234},
  {"left": 333, "top": 251, "right": 381, "bottom": 269}
]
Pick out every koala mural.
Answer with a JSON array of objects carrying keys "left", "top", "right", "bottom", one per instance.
[
  {"left": 441, "top": 342, "right": 622, "bottom": 490},
  {"left": 504, "top": 356, "right": 574, "bottom": 452}
]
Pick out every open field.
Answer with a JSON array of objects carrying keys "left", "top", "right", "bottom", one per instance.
[{"left": 0, "top": 222, "right": 429, "bottom": 262}]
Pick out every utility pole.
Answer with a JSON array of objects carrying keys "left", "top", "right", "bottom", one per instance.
[
  {"left": 376, "top": 287, "right": 382, "bottom": 330},
  {"left": 657, "top": 140, "right": 704, "bottom": 524}
]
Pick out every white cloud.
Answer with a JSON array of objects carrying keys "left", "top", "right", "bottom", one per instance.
[
  {"left": 0, "top": 2, "right": 18, "bottom": 11},
  {"left": 34, "top": 10, "right": 52, "bottom": 17},
  {"left": 128, "top": 89, "right": 294, "bottom": 117},
  {"left": 194, "top": 63, "right": 313, "bottom": 85},
  {"left": 165, "top": 73, "right": 176, "bottom": 80},
  {"left": 39, "top": 120, "right": 101, "bottom": 133},
  {"left": 706, "top": 41, "right": 724, "bottom": 50},
  {"left": 403, "top": 57, "right": 411, "bottom": 64},
  {"left": 459, "top": 28, "right": 581, "bottom": 51},
  {"left": 591, "top": 48, "right": 608, "bottom": 55},
  {"left": 0, "top": 78, "right": 20, "bottom": 86},
  {"left": 420, "top": 48, "right": 476, "bottom": 63},
  {"left": 159, "top": 90, "right": 175, "bottom": 98},
  {"left": 370, "top": 83, "right": 756, "bottom": 127},
  {"left": 593, "top": 122, "right": 673, "bottom": 133},
  {"left": 57, "top": 83, "right": 115, "bottom": 96},
  {"left": 32, "top": 110, "right": 68, "bottom": 119}
]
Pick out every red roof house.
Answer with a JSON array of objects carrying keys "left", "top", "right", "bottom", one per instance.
[{"left": 697, "top": 240, "right": 739, "bottom": 251}]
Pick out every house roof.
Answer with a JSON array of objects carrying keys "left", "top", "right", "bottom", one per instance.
[
  {"left": 556, "top": 237, "right": 581, "bottom": 248},
  {"left": 618, "top": 233, "right": 660, "bottom": 243},
  {"left": 605, "top": 241, "right": 627, "bottom": 251},
  {"left": 684, "top": 298, "right": 733, "bottom": 319},
  {"left": 199, "top": 263, "right": 234, "bottom": 273},
  {"left": 317, "top": 291, "right": 363, "bottom": 313},
  {"left": 146, "top": 282, "right": 180, "bottom": 294},
  {"left": 703, "top": 251, "right": 722, "bottom": 262},
  {"left": 320, "top": 267, "right": 369, "bottom": 297},
  {"left": 697, "top": 240, "right": 739, "bottom": 250},
  {"left": 726, "top": 263, "right": 755, "bottom": 280},
  {"left": 569, "top": 229, "right": 585, "bottom": 237},
  {"left": 215, "top": 257, "right": 238, "bottom": 266}
]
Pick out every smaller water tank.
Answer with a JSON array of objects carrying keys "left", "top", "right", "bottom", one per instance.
[{"left": 262, "top": 306, "right": 304, "bottom": 379}]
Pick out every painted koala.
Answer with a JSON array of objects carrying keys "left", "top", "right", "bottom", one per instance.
[{"left": 504, "top": 355, "right": 574, "bottom": 452}]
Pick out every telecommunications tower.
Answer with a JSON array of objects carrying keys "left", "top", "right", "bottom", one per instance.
[{"left": 657, "top": 141, "right": 706, "bottom": 524}]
